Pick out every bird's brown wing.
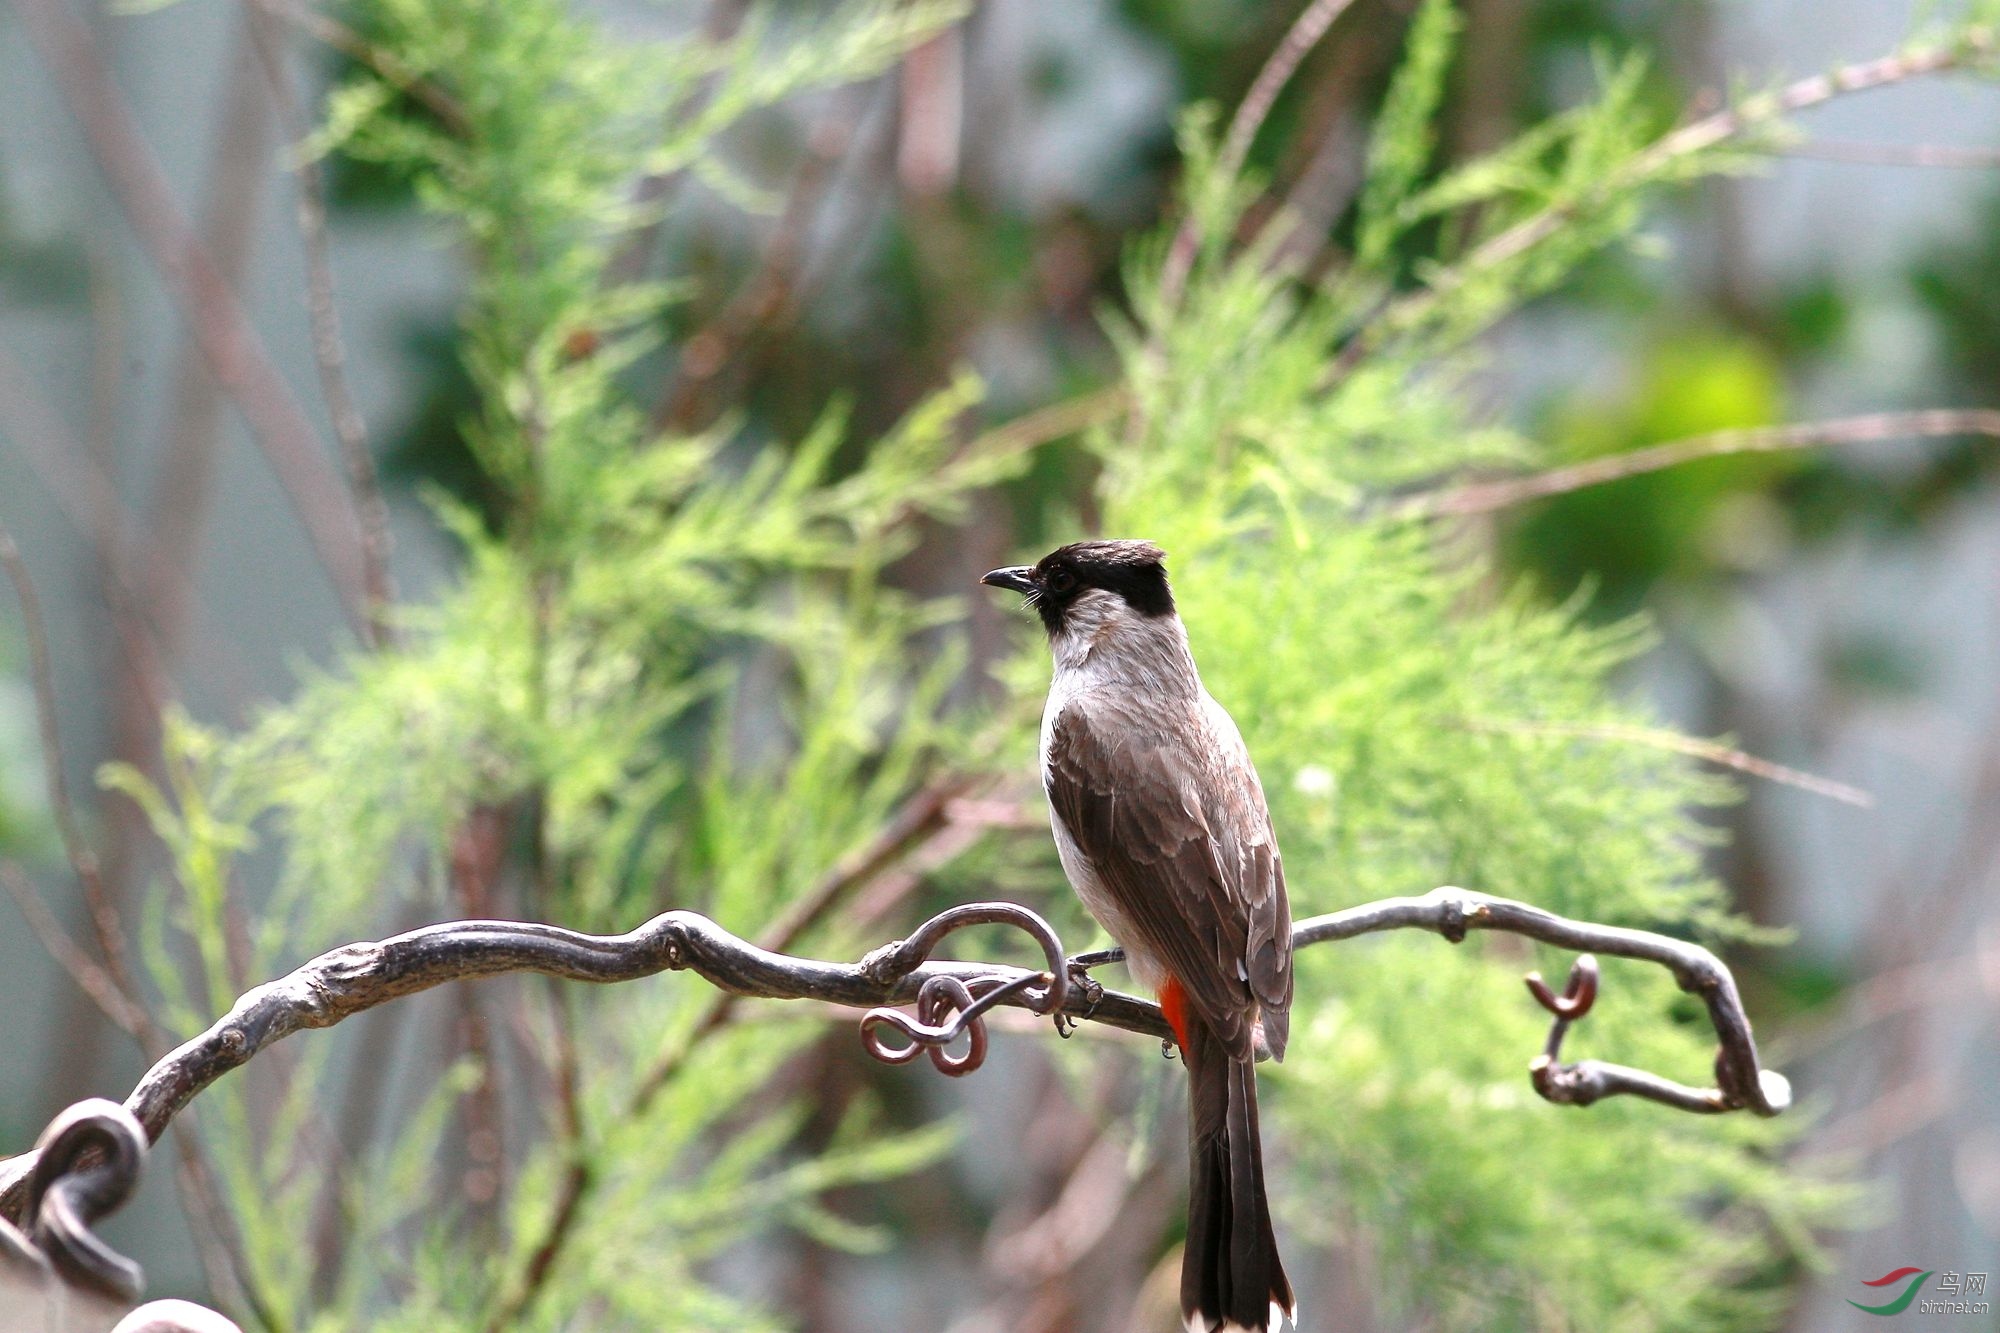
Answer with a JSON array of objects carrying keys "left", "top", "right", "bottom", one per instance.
[{"left": 1045, "top": 697, "right": 1291, "bottom": 1059}]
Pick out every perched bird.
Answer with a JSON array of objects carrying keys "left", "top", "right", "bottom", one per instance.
[{"left": 983, "top": 540, "right": 1295, "bottom": 1333}]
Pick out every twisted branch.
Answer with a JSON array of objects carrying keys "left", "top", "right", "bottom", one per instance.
[
  {"left": 1294, "top": 887, "right": 1791, "bottom": 1115},
  {"left": 0, "top": 887, "right": 1787, "bottom": 1223},
  {"left": 2, "top": 1099, "right": 246, "bottom": 1332}
]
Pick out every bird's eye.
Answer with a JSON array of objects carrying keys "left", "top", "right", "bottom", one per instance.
[{"left": 1046, "top": 566, "right": 1076, "bottom": 594}]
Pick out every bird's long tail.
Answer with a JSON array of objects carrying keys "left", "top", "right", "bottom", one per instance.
[{"left": 1181, "top": 1014, "right": 1294, "bottom": 1333}]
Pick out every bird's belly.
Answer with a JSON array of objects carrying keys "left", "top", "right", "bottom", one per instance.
[{"left": 1049, "top": 811, "right": 1169, "bottom": 994}]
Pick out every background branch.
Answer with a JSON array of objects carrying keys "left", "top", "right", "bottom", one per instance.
[
  {"left": 1396, "top": 409, "right": 2000, "bottom": 519},
  {"left": 1355, "top": 27, "right": 1999, "bottom": 354},
  {"left": 243, "top": 0, "right": 399, "bottom": 649},
  {"left": 0, "top": 525, "right": 270, "bottom": 1320},
  {"left": 1458, "top": 718, "right": 1876, "bottom": 808},
  {"left": 11, "top": 0, "right": 371, "bottom": 626},
  {"left": 1156, "top": 0, "right": 1357, "bottom": 317},
  {"left": 0, "top": 528, "right": 153, "bottom": 1045}
]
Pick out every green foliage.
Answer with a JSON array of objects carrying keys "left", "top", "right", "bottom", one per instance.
[
  {"left": 1078, "top": 13, "right": 1965, "bottom": 1311},
  {"left": 95, "top": 2, "right": 2000, "bottom": 1329},
  {"left": 1353, "top": 0, "right": 1463, "bottom": 273},
  {"left": 113, "top": 1, "right": 995, "bottom": 1329}
]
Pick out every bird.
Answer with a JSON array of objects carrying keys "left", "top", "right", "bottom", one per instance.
[{"left": 982, "top": 539, "right": 1295, "bottom": 1333}]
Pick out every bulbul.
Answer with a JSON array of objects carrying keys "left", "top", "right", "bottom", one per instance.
[{"left": 983, "top": 540, "right": 1295, "bottom": 1333}]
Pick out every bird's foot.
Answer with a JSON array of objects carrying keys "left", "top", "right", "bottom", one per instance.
[{"left": 1054, "top": 958, "right": 1107, "bottom": 1038}]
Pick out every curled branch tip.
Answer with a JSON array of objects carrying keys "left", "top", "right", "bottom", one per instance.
[
  {"left": 21, "top": 1098, "right": 148, "bottom": 1302},
  {"left": 2, "top": 1098, "right": 246, "bottom": 1332},
  {"left": 857, "top": 902, "right": 1070, "bottom": 1076}
]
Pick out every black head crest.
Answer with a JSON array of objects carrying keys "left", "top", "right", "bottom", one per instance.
[{"left": 982, "top": 539, "right": 1175, "bottom": 634}]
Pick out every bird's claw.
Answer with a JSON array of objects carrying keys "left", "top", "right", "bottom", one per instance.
[
  {"left": 1066, "top": 962, "right": 1105, "bottom": 1011},
  {"left": 1053, "top": 959, "right": 1105, "bottom": 1039}
]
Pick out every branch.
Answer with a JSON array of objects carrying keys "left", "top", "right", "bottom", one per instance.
[
  {"left": 13, "top": 0, "right": 372, "bottom": 627},
  {"left": 1358, "top": 27, "right": 1999, "bottom": 352},
  {"left": 1294, "top": 887, "right": 1792, "bottom": 1115},
  {"left": 0, "top": 887, "right": 1789, "bottom": 1223},
  {"left": 1, "top": 1098, "right": 247, "bottom": 1333},
  {"left": 1158, "top": 0, "right": 1359, "bottom": 312},
  {"left": 243, "top": 0, "right": 470, "bottom": 138},
  {"left": 1218, "top": 0, "right": 1357, "bottom": 178},
  {"left": 1458, "top": 718, "right": 1875, "bottom": 809},
  {"left": 244, "top": 1, "right": 400, "bottom": 649},
  {"left": 0, "top": 528, "right": 156, "bottom": 1044},
  {"left": 1394, "top": 409, "right": 2000, "bottom": 519}
]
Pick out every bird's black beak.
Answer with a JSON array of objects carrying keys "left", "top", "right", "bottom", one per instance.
[{"left": 980, "top": 566, "right": 1037, "bottom": 595}]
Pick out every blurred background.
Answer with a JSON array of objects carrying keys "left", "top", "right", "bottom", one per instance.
[{"left": 1, "top": 0, "right": 1997, "bottom": 1329}]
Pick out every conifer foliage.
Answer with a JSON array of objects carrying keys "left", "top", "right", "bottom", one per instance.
[{"left": 75, "top": 1, "right": 2000, "bottom": 1329}]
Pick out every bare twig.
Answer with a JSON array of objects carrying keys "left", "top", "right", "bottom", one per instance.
[
  {"left": 0, "top": 529, "right": 268, "bottom": 1317},
  {"left": 244, "top": 1, "right": 400, "bottom": 648},
  {"left": 1357, "top": 28, "right": 1999, "bottom": 353},
  {"left": 1292, "top": 886, "right": 1792, "bottom": 1115},
  {"left": 0, "top": 862, "right": 146, "bottom": 1036},
  {"left": 13, "top": 0, "right": 371, "bottom": 627},
  {"left": 20, "top": 1099, "right": 147, "bottom": 1301},
  {"left": 1462, "top": 718, "right": 1875, "bottom": 808},
  {"left": 243, "top": 0, "right": 470, "bottom": 138},
  {"left": 2, "top": 1097, "right": 248, "bottom": 1333},
  {"left": 1395, "top": 409, "right": 2000, "bottom": 520},
  {"left": 0, "top": 885, "right": 1789, "bottom": 1221},
  {"left": 0, "top": 529, "right": 154, "bottom": 1041},
  {"left": 1218, "top": 0, "right": 1358, "bottom": 190},
  {"left": 1158, "top": 0, "right": 1359, "bottom": 313},
  {"left": 855, "top": 901, "right": 1070, "bottom": 1075}
]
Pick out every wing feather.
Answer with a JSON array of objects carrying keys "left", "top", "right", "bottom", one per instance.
[{"left": 1045, "top": 695, "right": 1292, "bottom": 1059}]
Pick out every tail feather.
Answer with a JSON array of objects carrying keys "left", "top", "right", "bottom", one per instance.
[{"left": 1183, "top": 1021, "right": 1293, "bottom": 1333}]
